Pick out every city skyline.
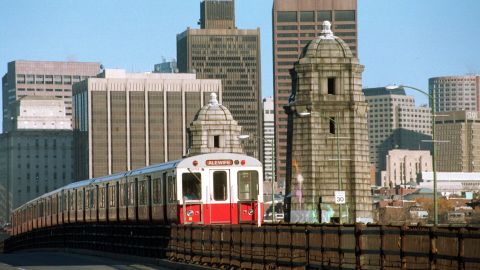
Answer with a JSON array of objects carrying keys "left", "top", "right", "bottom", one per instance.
[{"left": 1, "top": 0, "right": 480, "bottom": 133}]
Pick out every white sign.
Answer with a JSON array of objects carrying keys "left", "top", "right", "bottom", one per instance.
[{"left": 335, "top": 191, "right": 346, "bottom": 204}]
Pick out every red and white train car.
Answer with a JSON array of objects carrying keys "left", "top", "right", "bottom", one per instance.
[{"left": 11, "top": 153, "right": 264, "bottom": 235}]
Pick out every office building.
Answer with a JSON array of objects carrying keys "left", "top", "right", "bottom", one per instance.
[
  {"left": 380, "top": 149, "right": 432, "bottom": 188},
  {"left": 154, "top": 60, "right": 178, "bottom": 73},
  {"left": 273, "top": 0, "right": 357, "bottom": 187},
  {"left": 421, "top": 172, "right": 480, "bottom": 195},
  {"left": 285, "top": 22, "right": 372, "bottom": 223},
  {"left": 263, "top": 97, "right": 275, "bottom": 183},
  {"left": 429, "top": 75, "right": 480, "bottom": 112},
  {"left": 177, "top": 0, "right": 262, "bottom": 159},
  {"left": 363, "top": 87, "right": 432, "bottom": 185},
  {"left": 2, "top": 60, "right": 101, "bottom": 132},
  {"left": 0, "top": 97, "right": 73, "bottom": 221},
  {"left": 73, "top": 69, "right": 222, "bottom": 180},
  {"left": 435, "top": 111, "right": 480, "bottom": 172}
]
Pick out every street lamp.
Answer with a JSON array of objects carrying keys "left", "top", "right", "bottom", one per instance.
[
  {"left": 238, "top": 134, "right": 276, "bottom": 222},
  {"left": 298, "top": 111, "right": 349, "bottom": 224},
  {"left": 385, "top": 84, "right": 439, "bottom": 226}
]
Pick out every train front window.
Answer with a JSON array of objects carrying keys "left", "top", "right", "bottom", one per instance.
[
  {"left": 213, "top": 171, "right": 228, "bottom": 201},
  {"left": 238, "top": 170, "right": 259, "bottom": 200},
  {"left": 182, "top": 173, "right": 201, "bottom": 200}
]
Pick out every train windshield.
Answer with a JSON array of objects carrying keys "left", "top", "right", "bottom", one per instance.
[
  {"left": 238, "top": 170, "right": 259, "bottom": 200},
  {"left": 182, "top": 173, "right": 202, "bottom": 200}
]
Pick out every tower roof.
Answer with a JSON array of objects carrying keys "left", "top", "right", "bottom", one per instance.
[
  {"left": 193, "top": 93, "right": 234, "bottom": 121},
  {"left": 299, "top": 21, "right": 353, "bottom": 59}
]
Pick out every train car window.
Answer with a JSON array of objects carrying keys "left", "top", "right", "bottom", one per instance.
[
  {"left": 120, "top": 183, "right": 127, "bottom": 207},
  {"left": 213, "top": 171, "right": 228, "bottom": 201},
  {"left": 63, "top": 192, "right": 68, "bottom": 212},
  {"left": 128, "top": 182, "right": 135, "bottom": 206},
  {"left": 182, "top": 173, "right": 201, "bottom": 200},
  {"left": 167, "top": 176, "right": 176, "bottom": 203},
  {"left": 77, "top": 190, "right": 83, "bottom": 210},
  {"left": 109, "top": 185, "right": 116, "bottom": 207},
  {"left": 47, "top": 198, "right": 51, "bottom": 216},
  {"left": 99, "top": 187, "right": 106, "bottom": 208},
  {"left": 85, "top": 190, "right": 90, "bottom": 209},
  {"left": 69, "top": 191, "right": 75, "bottom": 211},
  {"left": 152, "top": 178, "right": 161, "bottom": 204},
  {"left": 88, "top": 189, "right": 95, "bottom": 209},
  {"left": 39, "top": 202, "right": 44, "bottom": 217},
  {"left": 53, "top": 196, "right": 57, "bottom": 215},
  {"left": 138, "top": 180, "right": 147, "bottom": 206},
  {"left": 237, "top": 171, "right": 259, "bottom": 200}
]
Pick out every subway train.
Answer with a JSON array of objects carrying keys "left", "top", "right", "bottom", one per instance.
[{"left": 11, "top": 153, "right": 264, "bottom": 235}]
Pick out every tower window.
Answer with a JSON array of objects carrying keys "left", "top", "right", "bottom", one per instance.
[
  {"left": 329, "top": 118, "right": 336, "bottom": 134},
  {"left": 328, "top": 78, "right": 336, "bottom": 95},
  {"left": 214, "top": 135, "right": 220, "bottom": 148}
]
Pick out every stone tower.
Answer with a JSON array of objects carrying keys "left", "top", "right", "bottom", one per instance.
[
  {"left": 285, "top": 21, "right": 373, "bottom": 223},
  {"left": 188, "top": 93, "right": 243, "bottom": 156}
]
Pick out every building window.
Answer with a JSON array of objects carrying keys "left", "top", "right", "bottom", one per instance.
[
  {"left": 36, "top": 75, "right": 44, "bottom": 84},
  {"left": 329, "top": 118, "right": 336, "bottom": 134},
  {"left": 300, "top": 11, "right": 315, "bottom": 22},
  {"left": 45, "top": 75, "right": 53, "bottom": 84},
  {"left": 335, "top": 10, "right": 356, "bottom": 21},
  {"left": 54, "top": 75, "right": 62, "bottom": 84},
  {"left": 277, "top": 11, "right": 297, "bottom": 22},
  {"left": 318, "top": 11, "right": 332, "bottom": 22},
  {"left": 328, "top": 77, "right": 336, "bottom": 95},
  {"left": 214, "top": 135, "right": 220, "bottom": 148},
  {"left": 16, "top": 74, "right": 25, "bottom": 84}
]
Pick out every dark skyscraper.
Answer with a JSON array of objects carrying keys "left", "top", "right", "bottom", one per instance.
[
  {"left": 200, "top": 0, "right": 236, "bottom": 29},
  {"left": 273, "top": 0, "right": 358, "bottom": 187},
  {"left": 177, "top": 0, "right": 262, "bottom": 159}
]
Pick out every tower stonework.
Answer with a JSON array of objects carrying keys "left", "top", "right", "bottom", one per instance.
[
  {"left": 188, "top": 93, "right": 243, "bottom": 156},
  {"left": 285, "top": 22, "right": 372, "bottom": 223}
]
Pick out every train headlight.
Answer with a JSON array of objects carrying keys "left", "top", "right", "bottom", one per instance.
[
  {"left": 241, "top": 160, "right": 246, "bottom": 166},
  {"left": 248, "top": 209, "right": 254, "bottom": 216},
  {"left": 192, "top": 160, "right": 198, "bottom": 166},
  {"left": 187, "top": 210, "right": 194, "bottom": 217}
]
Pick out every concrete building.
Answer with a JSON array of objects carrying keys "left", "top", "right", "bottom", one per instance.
[
  {"left": 14, "top": 96, "right": 72, "bottom": 130},
  {"left": 421, "top": 172, "right": 480, "bottom": 195},
  {"left": 2, "top": 60, "right": 101, "bottom": 132},
  {"left": 363, "top": 87, "right": 432, "bottom": 185},
  {"left": 154, "top": 60, "right": 178, "bottom": 74},
  {"left": 188, "top": 93, "right": 243, "bottom": 156},
  {"left": 0, "top": 97, "right": 73, "bottom": 221},
  {"left": 429, "top": 75, "right": 480, "bottom": 112},
  {"left": 73, "top": 69, "right": 222, "bottom": 180},
  {"left": 177, "top": 0, "right": 262, "bottom": 160},
  {"left": 435, "top": 111, "right": 480, "bottom": 172},
  {"left": 380, "top": 149, "right": 432, "bottom": 188},
  {"left": 285, "top": 22, "right": 372, "bottom": 223},
  {"left": 263, "top": 97, "right": 275, "bottom": 183},
  {"left": 273, "top": 0, "right": 358, "bottom": 188}
]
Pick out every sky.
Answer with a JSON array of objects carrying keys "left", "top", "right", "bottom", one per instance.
[{"left": 1, "top": 0, "right": 480, "bottom": 111}]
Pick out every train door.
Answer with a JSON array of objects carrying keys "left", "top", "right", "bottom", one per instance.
[
  {"left": 209, "top": 170, "right": 231, "bottom": 224},
  {"left": 237, "top": 170, "right": 260, "bottom": 223}
]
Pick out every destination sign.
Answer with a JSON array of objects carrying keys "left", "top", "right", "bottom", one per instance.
[{"left": 206, "top": 160, "right": 233, "bottom": 166}]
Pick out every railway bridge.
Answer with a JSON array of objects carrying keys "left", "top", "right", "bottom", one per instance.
[{"left": 3, "top": 222, "right": 480, "bottom": 270}]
